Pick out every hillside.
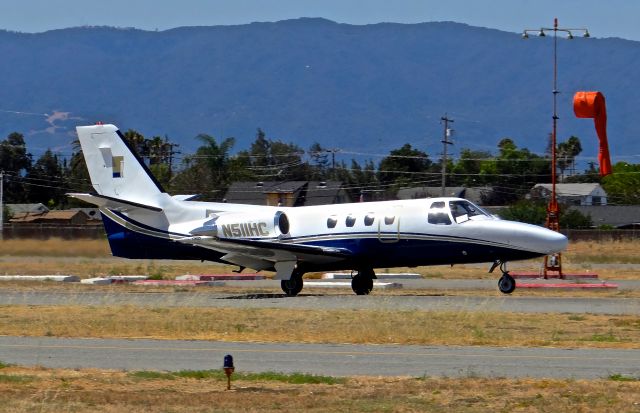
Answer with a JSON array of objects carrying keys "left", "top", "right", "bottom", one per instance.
[{"left": 1, "top": 18, "right": 638, "bottom": 162}]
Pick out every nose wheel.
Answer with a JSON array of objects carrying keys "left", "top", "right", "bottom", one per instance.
[
  {"left": 490, "top": 261, "right": 516, "bottom": 294},
  {"left": 498, "top": 273, "right": 516, "bottom": 294}
]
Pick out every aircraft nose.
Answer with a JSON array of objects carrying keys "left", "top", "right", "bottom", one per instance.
[{"left": 540, "top": 228, "right": 569, "bottom": 254}]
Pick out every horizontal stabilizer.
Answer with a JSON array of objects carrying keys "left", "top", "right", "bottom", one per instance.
[{"left": 67, "top": 193, "right": 163, "bottom": 212}]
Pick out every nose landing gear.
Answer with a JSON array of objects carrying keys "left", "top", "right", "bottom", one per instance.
[{"left": 490, "top": 260, "right": 516, "bottom": 294}]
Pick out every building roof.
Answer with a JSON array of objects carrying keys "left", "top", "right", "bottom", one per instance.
[
  {"left": 533, "top": 183, "right": 605, "bottom": 197},
  {"left": 396, "top": 186, "right": 492, "bottom": 205},
  {"left": 10, "top": 210, "right": 88, "bottom": 223},
  {"left": 224, "top": 181, "right": 347, "bottom": 206},
  {"left": 570, "top": 205, "right": 640, "bottom": 228},
  {"left": 6, "top": 203, "right": 48, "bottom": 215}
]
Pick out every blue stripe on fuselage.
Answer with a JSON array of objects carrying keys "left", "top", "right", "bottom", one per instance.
[
  {"left": 101, "top": 211, "right": 225, "bottom": 261},
  {"left": 100, "top": 209, "right": 542, "bottom": 268}
]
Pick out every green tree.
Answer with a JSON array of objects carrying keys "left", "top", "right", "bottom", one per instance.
[
  {"left": 557, "top": 136, "right": 583, "bottom": 181},
  {"left": 0, "top": 132, "right": 32, "bottom": 203},
  {"left": 378, "top": 144, "right": 431, "bottom": 190},
  {"left": 481, "top": 138, "right": 550, "bottom": 205},
  {"left": 451, "top": 149, "right": 493, "bottom": 187},
  {"left": 601, "top": 162, "right": 640, "bottom": 205},
  {"left": 171, "top": 134, "right": 235, "bottom": 200},
  {"left": 25, "top": 149, "right": 66, "bottom": 207}
]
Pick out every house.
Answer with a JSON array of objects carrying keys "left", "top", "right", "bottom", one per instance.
[
  {"left": 6, "top": 203, "right": 49, "bottom": 219},
  {"left": 396, "top": 186, "right": 492, "bottom": 205},
  {"left": 223, "top": 181, "right": 351, "bottom": 206},
  {"left": 529, "top": 183, "right": 607, "bottom": 206},
  {"left": 570, "top": 205, "right": 640, "bottom": 229},
  {"left": 9, "top": 210, "right": 91, "bottom": 225}
]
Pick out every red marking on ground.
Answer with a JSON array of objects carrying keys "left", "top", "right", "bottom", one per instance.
[
  {"left": 516, "top": 282, "right": 618, "bottom": 289},
  {"left": 510, "top": 272, "right": 599, "bottom": 279}
]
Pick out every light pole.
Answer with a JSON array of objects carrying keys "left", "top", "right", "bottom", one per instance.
[{"left": 523, "top": 18, "right": 590, "bottom": 277}]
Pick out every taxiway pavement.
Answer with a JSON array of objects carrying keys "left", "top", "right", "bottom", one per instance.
[
  {"left": 0, "top": 288, "right": 638, "bottom": 315},
  {"left": 0, "top": 336, "right": 637, "bottom": 379}
]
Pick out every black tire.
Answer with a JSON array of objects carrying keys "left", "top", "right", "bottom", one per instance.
[
  {"left": 498, "top": 273, "right": 516, "bottom": 294},
  {"left": 351, "top": 269, "right": 375, "bottom": 295},
  {"left": 281, "top": 272, "right": 303, "bottom": 297}
]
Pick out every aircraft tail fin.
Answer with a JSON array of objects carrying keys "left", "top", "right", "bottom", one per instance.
[{"left": 75, "top": 124, "right": 166, "bottom": 203}]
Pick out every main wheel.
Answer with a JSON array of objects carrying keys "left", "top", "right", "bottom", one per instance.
[
  {"left": 351, "top": 268, "right": 375, "bottom": 295},
  {"left": 498, "top": 273, "right": 516, "bottom": 294},
  {"left": 281, "top": 272, "right": 303, "bottom": 297}
]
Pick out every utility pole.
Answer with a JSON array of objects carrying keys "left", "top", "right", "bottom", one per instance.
[
  {"left": 440, "top": 114, "right": 454, "bottom": 196},
  {"left": 0, "top": 171, "right": 4, "bottom": 241}
]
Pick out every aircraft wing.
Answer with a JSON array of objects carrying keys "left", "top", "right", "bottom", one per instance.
[{"left": 176, "top": 236, "right": 353, "bottom": 277}]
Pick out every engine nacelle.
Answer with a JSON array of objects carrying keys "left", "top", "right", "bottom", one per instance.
[{"left": 211, "top": 210, "right": 290, "bottom": 239}]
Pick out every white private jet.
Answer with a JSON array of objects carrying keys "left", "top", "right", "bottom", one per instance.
[{"left": 69, "top": 124, "right": 568, "bottom": 296}]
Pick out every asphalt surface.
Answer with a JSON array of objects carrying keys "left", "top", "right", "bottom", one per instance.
[
  {"left": 0, "top": 336, "right": 638, "bottom": 379},
  {"left": 1, "top": 288, "right": 639, "bottom": 315}
]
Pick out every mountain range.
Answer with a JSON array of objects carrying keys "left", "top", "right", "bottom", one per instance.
[{"left": 1, "top": 18, "right": 639, "bottom": 165}]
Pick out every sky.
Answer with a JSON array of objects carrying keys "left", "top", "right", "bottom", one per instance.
[{"left": 1, "top": 0, "right": 640, "bottom": 41}]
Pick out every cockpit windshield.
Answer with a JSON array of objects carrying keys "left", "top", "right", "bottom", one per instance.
[
  {"left": 428, "top": 199, "right": 490, "bottom": 225},
  {"left": 449, "top": 200, "right": 490, "bottom": 223}
]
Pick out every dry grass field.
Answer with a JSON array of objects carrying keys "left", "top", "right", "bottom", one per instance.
[
  {"left": 0, "top": 238, "right": 638, "bottom": 411},
  {"left": 0, "top": 364, "right": 638, "bottom": 413},
  {"left": 0, "top": 305, "right": 638, "bottom": 349}
]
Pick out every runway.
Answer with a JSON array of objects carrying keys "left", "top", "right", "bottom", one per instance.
[
  {"left": 1, "top": 289, "right": 639, "bottom": 315},
  {"left": 0, "top": 336, "right": 637, "bottom": 379}
]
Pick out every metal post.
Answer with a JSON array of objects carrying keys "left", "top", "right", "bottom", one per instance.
[
  {"left": 440, "top": 115, "right": 454, "bottom": 197},
  {"left": 523, "top": 18, "right": 590, "bottom": 278}
]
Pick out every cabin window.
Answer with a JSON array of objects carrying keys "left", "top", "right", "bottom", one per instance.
[
  {"left": 364, "top": 214, "right": 375, "bottom": 226},
  {"left": 345, "top": 215, "right": 356, "bottom": 227},
  {"left": 428, "top": 210, "right": 451, "bottom": 225},
  {"left": 384, "top": 216, "right": 395, "bottom": 225},
  {"left": 428, "top": 201, "right": 451, "bottom": 225},
  {"left": 327, "top": 216, "right": 337, "bottom": 228},
  {"left": 112, "top": 156, "right": 124, "bottom": 178}
]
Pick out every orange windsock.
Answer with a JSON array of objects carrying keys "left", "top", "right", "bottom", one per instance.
[{"left": 573, "top": 91, "right": 612, "bottom": 176}]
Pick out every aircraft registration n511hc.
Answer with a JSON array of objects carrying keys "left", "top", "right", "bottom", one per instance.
[{"left": 69, "top": 124, "right": 568, "bottom": 296}]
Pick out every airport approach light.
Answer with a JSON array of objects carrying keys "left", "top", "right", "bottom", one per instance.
[{"left": 223, "top": 354, "right": 235, "bottom": 390}]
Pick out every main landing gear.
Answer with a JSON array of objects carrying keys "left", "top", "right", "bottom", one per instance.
[
  {"left": 351, "top": 268, "right": 376, "bottom": 295},
  {"left": 281, "top": 269, "right": 303, "bottom": 297},
  {"left": 280, "top": 267, "right": 377, "bottom": 297},
  {"left": 490, "top": 260, "right": 516, "bottom": 294}
]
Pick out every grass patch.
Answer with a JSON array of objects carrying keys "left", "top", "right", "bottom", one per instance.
[
  {"left": 0, "top": 373, "right": 35, "bottom": 383},
  {"left": 0, "top": 361, "right": 12, "bottom": 369},
  {"left": 130, "top": 369, "right": 345, "bottom": 384},
  {"left": 609, "top": 373, "right": 639, "bottom": 382}
]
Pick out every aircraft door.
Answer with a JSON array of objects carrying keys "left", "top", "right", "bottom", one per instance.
[{"left": 377, "top": 207, "right": 401, "bottom": 243}]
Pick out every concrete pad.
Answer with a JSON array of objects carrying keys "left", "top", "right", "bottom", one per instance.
[
  {"left": 176, "top": 274, "right": 265, "bottom": 281},
  {"left": 305, "top": 281, "right": 403, "bottom": 289},
  {"left": 0, "top": 275, "right": 80, "bottom": 282},
  {"left": 322, "top": 272, "right": 420, "bottom": 280},
  {"left": 132, "top": 280, "right": 225, "bottom": 287},
  {"left": 81, "top": 277, "right": 113, "bottom": 285},
  {"left": 108, "top": 276, "right": 148, "bottom": 282}
]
